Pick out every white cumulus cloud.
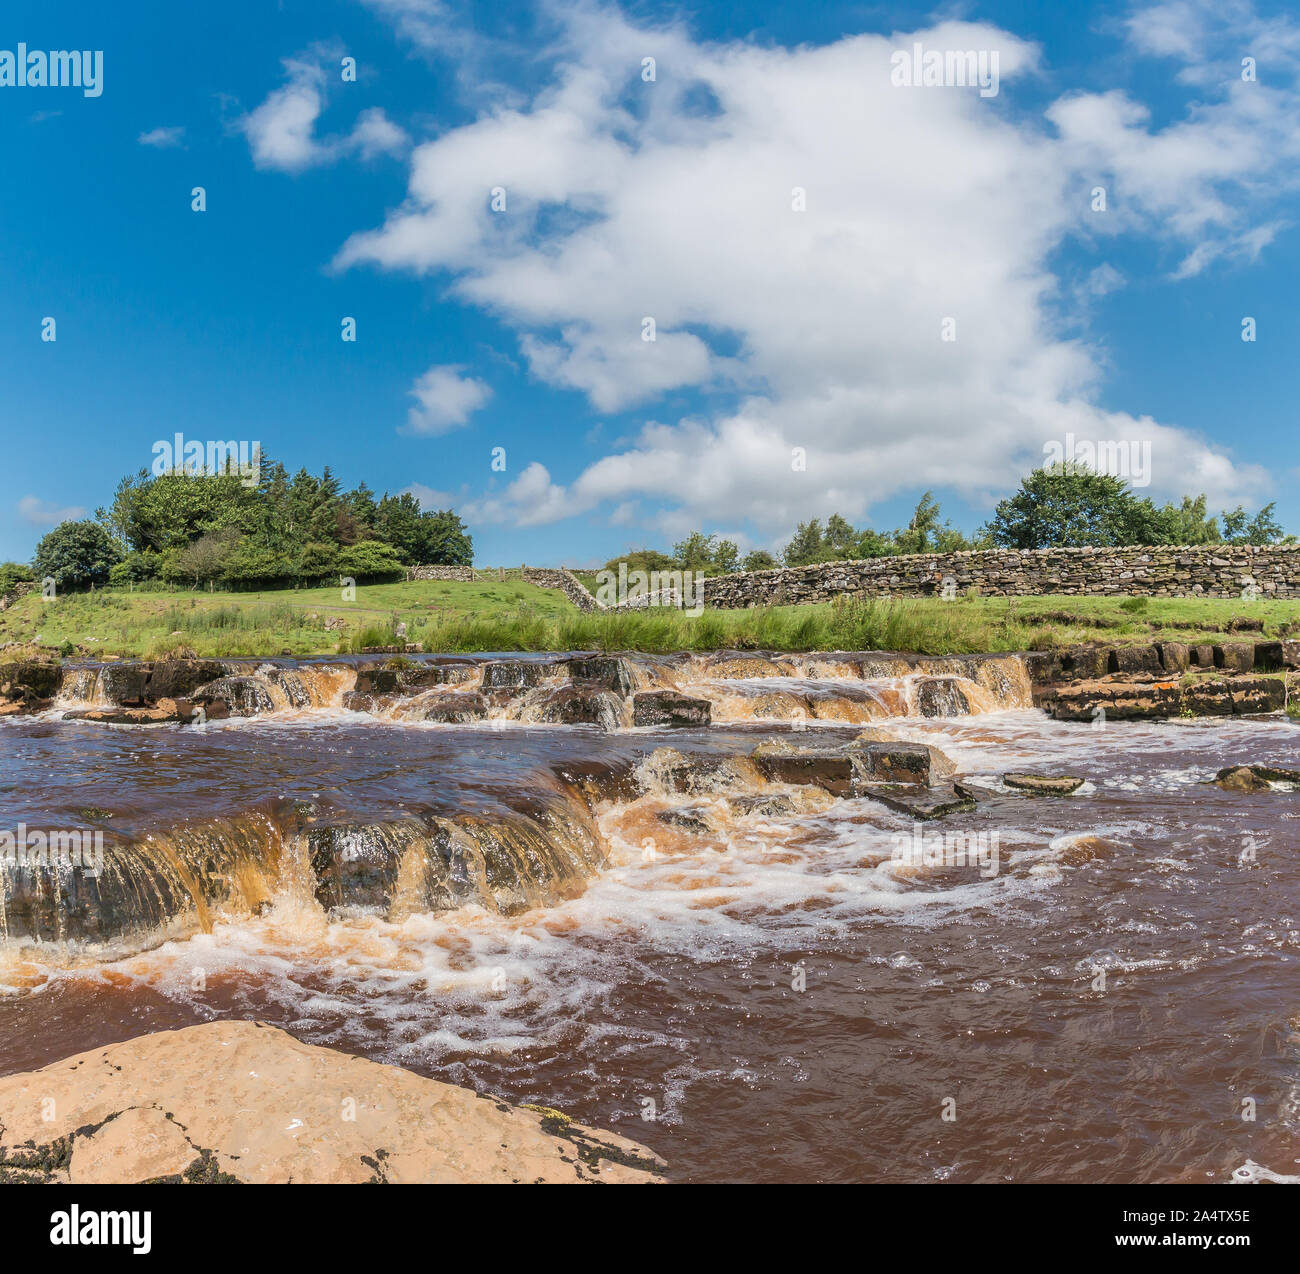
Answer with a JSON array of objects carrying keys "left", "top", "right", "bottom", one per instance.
[
  {"left": 240, "top": 52, "right": 409, "bottom": 172},
  {"left": 404, "top": 364, "right": 493, "bottom": 434},
  {"left": 339, "top": 2, "right": 1294, "bottom": 532}
]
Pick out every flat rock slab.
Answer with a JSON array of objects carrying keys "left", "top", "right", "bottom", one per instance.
[
  {"left": 632, "top": 690, "right": 711, "bottom": 727},
  {"left": 1003, "top": 773, "right": 1085, "bottom": 796},
  {"left": 0, "top": 1020, "right": 665, "bottom": 1184},
  {"left": 1040, "top": 676, "right": 1285, "bottom": 720},
  {"left": 856, "top": 783, "right": 975, "bottom": 820}
]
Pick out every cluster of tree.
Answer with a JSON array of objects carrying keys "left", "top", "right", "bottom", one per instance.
[
  {"left": 25, "top": 458, "right": 473, "bottom": 590},
  {"left": 982, "top": 466, "right": 1288, "bottom": 550},
  {"left": 608, "top": 466, "right": 1293, "bottom": 575}
]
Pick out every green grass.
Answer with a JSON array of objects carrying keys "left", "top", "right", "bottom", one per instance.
[
  {"left": 0, "top": 579, "right": 574, "bottom": 659},
  {"left": 1, "top": 583, "right": 1296, "bottom": 660}
]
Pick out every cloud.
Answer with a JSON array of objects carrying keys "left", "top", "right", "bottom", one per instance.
[
  {"left": 402, "top": 482, "right": 458, "bottom": 510},
  {"left": 403, "top": 364, "right": 493, "bottom": 434},
  {"left": 239, "top": 52, "right": 409, "bottom": 172},
  {"left": 138, "top": 125, "right": 185, "bottom": 148},
  {"left": 343, "top": 3, "right": 1290, "bottom": 531},
  {"left": 462, "top": 461, "right": 572, "bottom": 526},
  {"left": 19, "top": 496, "right": 86, "bottom": 528}
]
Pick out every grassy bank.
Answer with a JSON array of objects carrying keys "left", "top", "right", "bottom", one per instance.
[{"left": 2, "top": 580, "right": 1298, "bottom": 659}]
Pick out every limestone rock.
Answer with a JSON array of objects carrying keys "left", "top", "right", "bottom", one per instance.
[
  {"left": 1003, "top": 772, "right": 1084, "bottom": 796},
  {"left": 0, "top": 1021, "right": 665, "bottom": 1184}
]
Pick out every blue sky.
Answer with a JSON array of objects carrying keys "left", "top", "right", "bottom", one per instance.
[{"left": 2, "top": 0, "right": 1298, "bottom": 567}]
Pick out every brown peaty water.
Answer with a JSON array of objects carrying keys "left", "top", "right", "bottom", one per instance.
[{"left": 1, "top": 668, "right": 1298, "bottom": 1183}]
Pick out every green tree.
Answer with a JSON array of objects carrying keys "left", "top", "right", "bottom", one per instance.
[
  {"left": 824, "top": 513, "right": 859, "bottom": 558},
  {"left": 1155, "top": 494, "right": 1220, "bottom": 545},
  {"left": 983, "top": 464, "right": 1164, "bottom": 548},
  {"left": 740, "top": 549, "right": 778, "bottom": 571},
  {"left": 338, "top": 539, "right": 405, "bottom": 580},
  {"left": 1221, "top": 502, "right": 1286, "bottom": 546},
  {"left": 296, "top": 541, "right": 340, "bottom": 580},
  {"left": 783, "top": 519, "right": 826, "bottom": 566},
  {"left": 34, "top": 520, "right": 123, "bottom": 589},
  {"left": 414, "top": 509, "right": 473, "bottom": 565},
  {"left": 0, "top": 561, "right": 35, "bottom": 593}
]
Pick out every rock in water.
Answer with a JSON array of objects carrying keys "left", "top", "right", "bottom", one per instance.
[
  {"left": 1003, "top": 773, "right": 1085, "bottom": 796},
  {"left": 632, "top": 690, "right": 712, "bottom": 727},
  {"left": 0, "top": 1021, "right": 665, "bottom": 1184},
  {"left": 1213, "top": 765, "right": 1300, "bottom": 793}
]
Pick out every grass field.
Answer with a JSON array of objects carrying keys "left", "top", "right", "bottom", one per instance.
[{"left": 2, "top": 579, "right": 1298, "bottom": 660}]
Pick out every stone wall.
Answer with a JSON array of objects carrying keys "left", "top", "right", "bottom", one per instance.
[
  {"left": 0, "top": 581, "right": 35, "bottom": 612},
  {"left": 521, "top": 568, "right": 603, "bottom": 613},
  {"left": 700, "top": 546, "right": 1300, "bottom": 608},
  {"left": 403, "top": 565, "right": 603, "bottom": 610},
  {"left": 405, "top": 566, "right": 476, "bottom": 582}
]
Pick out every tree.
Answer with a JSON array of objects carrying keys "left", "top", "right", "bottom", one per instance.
[
  {"left": 893, "top": 491, "right": 972, "bottom": 555},
  {"left": 824, "top": 514, "right": 858, "bottom": 558},
  {"left": 1155, "top": 494, "right": 1220, "bottom": 545},
  {"left": 741, "top": 549, "right": 778, "bottom": 571},
  {"left": 783, "top": 519, "right": 826, "bottom": 567},
  {"left": 34, "top": 520, "right": 123, "bottom": 588},
  {"left": 337, "top": 540, "right": 405, "bottom": 580},
  {"left": 854, "top": 528, "right": 896, "bottom": 558},
  {"left": 983, "top": 464, "right": 1164, "bottom": 549},
  {"left": 168, "top": 528, "right": 240, "bottom": 586},
  {"left": 1221, "top": 502, "right": 1286, "bottom": 546},
  {"left": 297, "top": 541, "right": 340, "bottom": 580},
  {"left": 414, "top": 509, "right": 473, "bottom": 566},
  {"left": 713, "top": 538, "right": 740, "bottom": 573},
  {"left": 0, "top": 561, "right": 35, "bottom": 593}
]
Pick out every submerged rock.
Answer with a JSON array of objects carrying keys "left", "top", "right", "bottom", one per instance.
[
  {"left": 914, "top": 676, "right": 975, "bottom": 718},
  {"left": 480, "top": 659, "right": 556, "bottom": 690},
  {"left": 849, "top": 741, "right": 936, "bottom": 787},
  {"left": 1003, "top": 772, "right": 1084, "bottom": 796},
  {"left": 192, "top": 675, "right": 277, "bottom": 717},
  {"left": 61, "top": 698, "right": 209, "bottom": 726},
  {"left": 656, "top": 805, "right": 714, "bottom": 833},
  {"left": 405, "top": 691, "right": 489, "bottom": 723},
  {"left": 703, "top": 652, "right": 788, "bottom": 679},
  {"left": 632, "top": 690, "right": 711, "bottom": 727},
  {"left": 851, "top": 732, "right": 957, "bottom": 784},
  {"left": 1213, "top": 766, "right": 1272, "bottom": 793},
  {"left": 0, "top": 1021, "right": 665, "bottom": 1184},
  {"left": 728, "top": 793, "right": 797, "bottom": 818},
  {"left": 0, "top": 659, "right": 59, "bottom": 712},
  {"left": 525, "top": 683, "right": 626, "bottom": 728},
  {"left": 751, "top": 746, "right": 854, "bottom": 795},
  {"left": 856, "top": 783, "right": 975, "bottom": 820},
  {"left": 1213, "top": 765, "right": 1300, "bottom": 792},
  {"left": 567, "top": 656, "right": 639, "bottom": 696}
]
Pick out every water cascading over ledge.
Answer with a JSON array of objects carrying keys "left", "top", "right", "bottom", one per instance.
[{"left": 0, "top": 779, "right": 614, "bottom": 956}]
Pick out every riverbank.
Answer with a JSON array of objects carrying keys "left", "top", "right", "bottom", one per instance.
[{"left": 2, "top": 581, "right": 1300, "bottom": 660}]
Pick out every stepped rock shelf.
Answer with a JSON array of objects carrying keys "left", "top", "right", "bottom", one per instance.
[{"left": 0, "top": 643, "right": 1293, "bottom": 955}]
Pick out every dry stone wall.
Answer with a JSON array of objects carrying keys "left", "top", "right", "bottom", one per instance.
[
  {"left": 701, "top": 546, "right": 1300, "bottom": 607},
  {"left": 405, "top": 566, "right": 476, "bottom": 582}
]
